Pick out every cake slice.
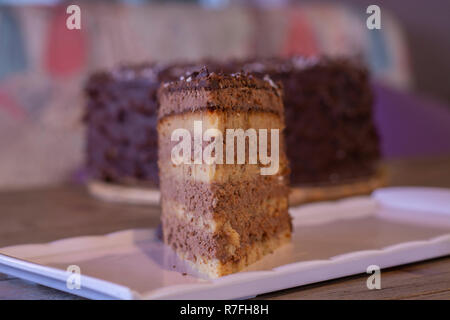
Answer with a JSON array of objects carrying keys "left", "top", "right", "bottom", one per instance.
[{"left": 157, "top": 68, "right": 292, "bottom": 277}]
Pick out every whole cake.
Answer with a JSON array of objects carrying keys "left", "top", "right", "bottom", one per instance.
[
  {"left": 157, "top": 68, "right": 292, "bottom": 277},
  {"left": 238, "top": 57, "right": 382, "bottom": 203},
  {"left": 240, "top": 57, "right": 381, "bottom": 185}
]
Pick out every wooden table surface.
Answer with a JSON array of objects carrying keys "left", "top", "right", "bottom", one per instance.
[{"left": 0, "top": 156, "right": 449, "bottom": 300}]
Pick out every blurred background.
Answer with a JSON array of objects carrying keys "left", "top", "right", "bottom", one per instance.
[{"left": 1, "top": 0, "right": 449, "bottom": 190}]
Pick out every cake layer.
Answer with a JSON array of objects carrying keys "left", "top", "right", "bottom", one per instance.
[
  {"left": 157, "top": 68, "right": 283, "bottom": 119},
  {"left": 161, "top": 198, "right": 291, "bottom": 264},
  {"left": 174, "top": 227, "right": 291, "bottom": 278},
  {"left": 158, "top": 87, "right": 283, "bottom": 119},
  {"left": 157, "top": 109, "right": 288, "bottom": 183},
  {"left": 160, "top": 177, "right": 288, "bottom": 222},
  {"left": 163, "top": 194, "right": 288, "bottom": 233}
]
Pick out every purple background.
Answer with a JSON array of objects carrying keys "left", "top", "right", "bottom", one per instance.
[{"left": 374, "top": 84, "right": 450, "bottom": 158}]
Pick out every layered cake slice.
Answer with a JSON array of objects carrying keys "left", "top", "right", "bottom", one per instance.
[{"left": 157, "top": 68, "right": 292, "bottom": 277}]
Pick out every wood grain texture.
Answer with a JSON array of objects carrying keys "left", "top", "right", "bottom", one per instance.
[
  {"left": 259, "top": 258, "right": 450, "bottom": 300},
  {"left": 0, "top": 156, "right": 449, "bottom": 300}
]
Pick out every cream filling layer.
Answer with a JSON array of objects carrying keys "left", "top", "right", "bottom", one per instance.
[
  {"left": 162, "top": 196, "right": 289, "bottom": 234},
  {"left": 158, "top": 110, "right": 287, "bottom": 183}
]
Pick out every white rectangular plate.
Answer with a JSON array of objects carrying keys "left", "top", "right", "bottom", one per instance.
[{"left": 1, "top": 187, "right": 450, "bottom": 300}]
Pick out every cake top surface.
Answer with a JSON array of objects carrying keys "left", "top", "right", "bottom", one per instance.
[
  {"left": 85, "top": 63, "right": 160, "bottom": 86},
  {"left": 240, "top": 56, "right": 319, "bottom": 73},
  {"left": 85, "top": 62, "right": 205, "bottom": 90},
  {"left": 238, "top": 55, "right": 368, "bottom": 75},
  {"left": 85, "top": 55, "right": 366, "bottom": 90},
  {"left": 159, "top": 66, "right": 281, "bottom": 94},
  {"left": 85, "top": 60, "right": 235, "bottom": 87},
  {"left": 157, "top": 67, "right": 284, "bottom": 119}
]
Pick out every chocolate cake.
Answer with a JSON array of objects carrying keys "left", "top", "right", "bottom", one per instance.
[
  {"left": 85, "top": 64, "right": 163, "bottom": 187},
  {"left": 85, "top": 63, "right": 202, "bottom": 186},
  {"left": 84, "top": 62, "right": 231, "bottom": 188},
  {"left": 85, "top": 56, "right": 381, "bottom": 205},
  {"left": 239, "top": 57, "right": 381, "bottom": 187},
  {"left": 157, "top": 68, "right": 292, "bottom": 277}
]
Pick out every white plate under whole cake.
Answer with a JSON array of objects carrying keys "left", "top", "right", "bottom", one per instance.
[{"left": 0, "top": 187, "right": 449, "bottom": 300}]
